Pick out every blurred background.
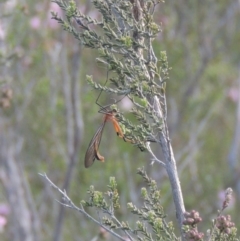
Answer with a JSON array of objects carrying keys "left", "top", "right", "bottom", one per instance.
[{"left": 0, "top": 0, "right": 239, "bottom": 240}]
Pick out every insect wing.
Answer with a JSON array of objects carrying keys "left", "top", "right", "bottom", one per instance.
[{"left": 84, "top": 122, "right": 106, "bottom": 168}]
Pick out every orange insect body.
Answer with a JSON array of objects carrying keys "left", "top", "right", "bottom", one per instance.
[{"left": 84, "top": 111, "right": 125, "bottom": 168}]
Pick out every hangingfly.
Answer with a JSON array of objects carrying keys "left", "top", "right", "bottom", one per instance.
[{"left": 84, "top": 110, "right": 127, "bottom": 168}]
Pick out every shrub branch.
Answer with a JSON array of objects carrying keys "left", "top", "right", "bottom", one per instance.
[{"left": 51, "top": 0, "right": 185, "bottom": 236}]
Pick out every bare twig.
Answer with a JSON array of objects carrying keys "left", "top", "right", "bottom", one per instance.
[{"left": 146, "top": 142, "right": 165, "bottom": 166}]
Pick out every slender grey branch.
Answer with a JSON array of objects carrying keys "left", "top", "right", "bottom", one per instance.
[
  {"left": 154, "top": 96, "right": 186, "bottom": 238},
  {"left": 146, "top": 142, "right": 165, "bottom": 167},
  {"left": 39, "top": 173, "right": 127, "bottom": 241}
]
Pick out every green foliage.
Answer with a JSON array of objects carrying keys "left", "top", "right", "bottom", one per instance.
[
  {"left": 83, "top": 177, "right": 120, "bottom": 210},
  {"left": 128, "top": 168, "right": 177, "bottom": 241},
  {"left": 82, "top": 168, "right": 178, "bottom": 240},
  {"left": 52, "top": 0, "right": 169, "bottom": 153},
  {"left": 50, "top": 0, "right": 240, "bottom": 240},
  {"left": 1, "top": 0, "right": 239, "bottom": 240},
  {"left": 80, "top": 169, "right": 240, "bottom": 241}
]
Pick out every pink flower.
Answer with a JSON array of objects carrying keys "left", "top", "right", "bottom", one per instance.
[
  {"left": 0, "top": 23, "right": 6, "bottom": 40},
  {"left": 0, "top": 204, "right": 10, "bottom": 232},
  {"left": 120, "top": 97, "right": 133, "bottom": 111},
  {"left": 48, "top": 2, "right": 62, "bottom": 29},
  {"left": 0, "top": 215, "right": 7, "bottom": 232},
  {"left": 5, "top": 0, "right": 17, "bottom": 11},
  {"left": 228, "top": 87, "right": 239, "bottom": 103},
  {"left": 0, "top": 204, "right": 10, "bottom": 216},
  {"left": 30, "top": 16, "right": 41, "bottom": 30},
  {"left": 218, "top": 190, "right": 235, "bottom": 210}
]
